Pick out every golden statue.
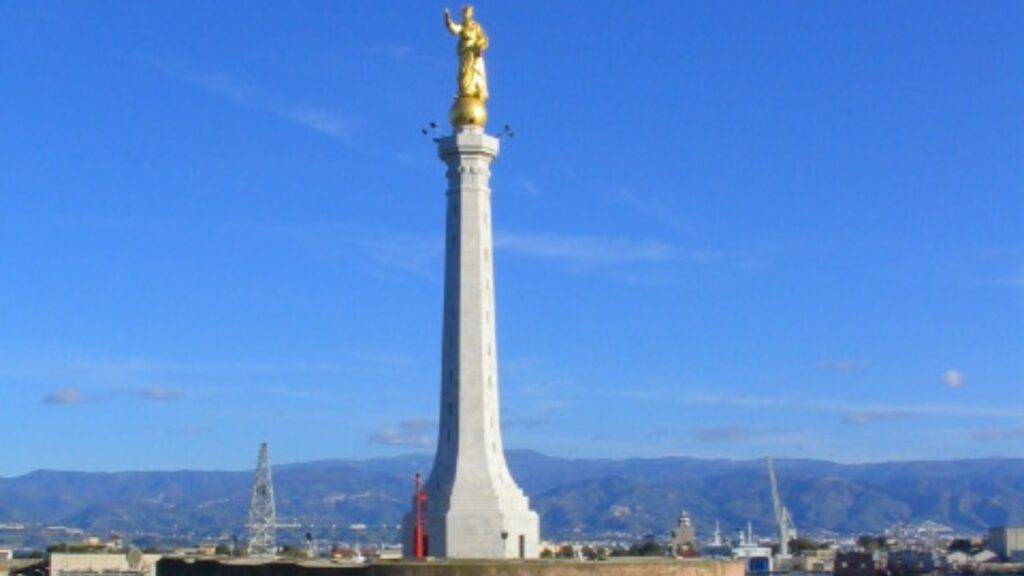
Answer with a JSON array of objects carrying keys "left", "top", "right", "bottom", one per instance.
[{"left": 444, "top": 5, "right": 489, "bottom": 128}]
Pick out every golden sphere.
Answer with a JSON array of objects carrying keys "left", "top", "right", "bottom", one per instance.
[{"left": 449, "top": 96, "right": 488, "bottom": 128}]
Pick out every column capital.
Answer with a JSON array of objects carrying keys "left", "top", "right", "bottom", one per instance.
[{"left": 438, "top": 129, "right": 500, "bottom": 162}]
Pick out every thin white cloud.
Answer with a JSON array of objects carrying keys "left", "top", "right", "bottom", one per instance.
[
  {"left": 494, "top": 231, "right": 720, "bottom": 268},
  {"left": 267, "top": 224, "right": 440, "bottom": 279},
  {"left": 281, "top": 106, "right": 350, "bottom": 140},
  {"left": 138, "top": 386, "right": 185, "bottom": 401},
  {"left": 502, "top": 398, "right": 569, "bottom": 431},
  {"left": 368, "top": 44, "right": 416, "bottom": 60},
  {"left": 496, "top": 231, "right": 670, "bottom": 263},
  {"left": 41, "top": 386, "right": 185, "bottom": 405},
  {"left": 687, "top": 393, "right": 1024, "bottom": 422},
  {"left": 612, "top": 187, "right": 690, "bottom": 235},
  {"left": 265, "top": 224, "right": 724, "bottom": 279},
  {"left": 349, "top": 352, "right": 418, "bottom": 369},
  {"left": 690, "top": 425, "right": 813, "bottom": 447},
  {"left": 0, "top": 349, "right": 421, "bottom": 386},
  {"left": 138, "top": 55, "right": 352, "bottom": 141},
  {"left": 821, "top": 359, "right": 864, "bottom": 374},
  {"left": 502, "top": 413, "right": 553, "bottom": 430},
  {"left": 971, "top": 427, "right": 1024, "bottom": 441},
  {"left": 369, "top": 420, "right": 437, "bottom": 448},
  {"left": 942, "top": 369, "right": 965, "bottom": 389},
  {"left": 253, "top": 385, "right": 326, "bottom": 400},
  {"left": 42, "top": 388, "right": 85, "bottom": 406},
  {"left": 693, "top": 426, "right": 750, "bottom": 443},
  {"left": 520, "top": 181, "right": 540, "bottom": 197},
  {"left": 842, "top": 410, "right": 915, "bottom": 425}
]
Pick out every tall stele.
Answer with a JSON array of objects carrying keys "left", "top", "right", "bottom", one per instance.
[{"left": 401, "top": 6, "right": 540, "bottom": 560}]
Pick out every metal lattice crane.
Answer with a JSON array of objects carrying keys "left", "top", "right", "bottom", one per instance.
[
  {"left": 767, "top": 456, "right": 797, "bottom": 559},
  {"left": 247, "top": 442, "right": 277, "bottom": 557}
]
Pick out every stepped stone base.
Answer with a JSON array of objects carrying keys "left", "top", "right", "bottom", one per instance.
[{"left": 160, "top": 557, "right": 744, "bottom": 576}]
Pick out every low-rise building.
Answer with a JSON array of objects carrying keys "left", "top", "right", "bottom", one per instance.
[
  {"left": 375, "top": 546, "right": 402, "bottom": 561},
  {"left": 1, "top": 560, "right": 44, "bottom": 576},
  {"left": 887, "top": 549, "right": 936, "bottom": 575},
  {"left": 834, "top": 551, "right": 875, "bottom": 576},
  {"left": 49, "top": 552, "right": 162, "bottom": 576},
  {"left": 195, "top": 545, "right": 217, "bottom": 557},
  {"left": 989, "top": 526, "right": 1024, "bottom": 562},
  {"left": 797, "top": 548, "right": 837, "bottom": 572}
]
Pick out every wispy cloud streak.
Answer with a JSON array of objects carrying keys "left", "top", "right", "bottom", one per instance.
[
  {"left": 612, "top": 187, "right": 690, "bottom": 235},
  {"left": 137, "top": 386, "right": 185, "bottom": 401},
  {"left": 820, "top": 359, "right": 865, "bottom": 374},
  {"left": 42, "top": 388, "right": 85, "bottom": 406},
  {"left": 138, "top": 55, "right": 352, "bottom": 140},
  {"left": 693, "top": 426, "right": 750, "bottom": 443},
  {"left": 971, "top": 427, "right": 1024, "bottom": 441},
  {"left": 690, "top": 425, "right": 813, "bottom": 447},
  {"left": 41, "top": 385, "right": 186, "bottom": 406},
  {"left": 495, "top": 231, "right": 721, "bottom": 268},
  {"left": 267, "top": 224, "right": 440, "bottom": 278},
  {"left": 687, "top": 393, "right": 1024, "bottom": 423},
  {"left": 260, "top": 224, "right": 723, "bottom": 280},
  {"left": 369, "top": 420, "right": 436, "bottom": 448}
]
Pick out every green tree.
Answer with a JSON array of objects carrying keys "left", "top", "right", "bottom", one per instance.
[
  {"left": 214, "top": 544, "right": 232, "bottom": 556},
  {"left": 790, "top": 537, "right": 824, "bottom": 555},
  {"left": 629, "top": 540, "right": 667, "bottom": 557},
  {"left": 947, "top": 539, "right": 973, "bottom": 554},
  {"left": 858, "top": 535, "right": 887, "bottom": 552}
]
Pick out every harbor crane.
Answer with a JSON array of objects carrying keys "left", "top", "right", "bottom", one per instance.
[{"left": 767, "top": 457, "right": 797, "bottom": 559}]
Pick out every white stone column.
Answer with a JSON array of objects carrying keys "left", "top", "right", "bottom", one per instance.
[{"left": 403, "top": 127, "right": 540, "bottom": 560}]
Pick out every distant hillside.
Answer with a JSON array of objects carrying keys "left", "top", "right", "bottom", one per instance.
[{"left": 2, "top": 452, "right": 1023, "bottom": 544}]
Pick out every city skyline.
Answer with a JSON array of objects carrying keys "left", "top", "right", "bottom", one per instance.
[{"left": 2, "top": 1, "right": 1022, "bottom": 476}]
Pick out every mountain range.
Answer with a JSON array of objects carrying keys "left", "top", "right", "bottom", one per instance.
[{"left": 2, "top": 451, "right": 1023, "bottom": 546}]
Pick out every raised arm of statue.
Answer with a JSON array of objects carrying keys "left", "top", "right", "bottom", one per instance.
[{"left": 444, "top": 9, "right": 462, "bottom": 35}]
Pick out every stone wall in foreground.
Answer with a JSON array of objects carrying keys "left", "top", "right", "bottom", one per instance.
[{"left": 159, "top": 557, "right": 745, "bottom": 576}]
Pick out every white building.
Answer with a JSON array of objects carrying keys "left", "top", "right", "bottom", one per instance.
[
  {"left": 0, "top": 560, "right": 18, "bottom": 576},
  {"left": 989, "top": 526, "right": 1024, "bottom": 562},
  {"left": 49, "top": 552, "right": 161, "bottom": 576}
]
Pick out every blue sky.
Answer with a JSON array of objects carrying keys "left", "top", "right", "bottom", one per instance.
[{"left": 1, "top": 1, "right": 1022, "bottom": 476}]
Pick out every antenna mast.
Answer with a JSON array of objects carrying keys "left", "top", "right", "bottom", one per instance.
[{"left": 248, "top": 442, "right": 277, "bottom": 557}]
